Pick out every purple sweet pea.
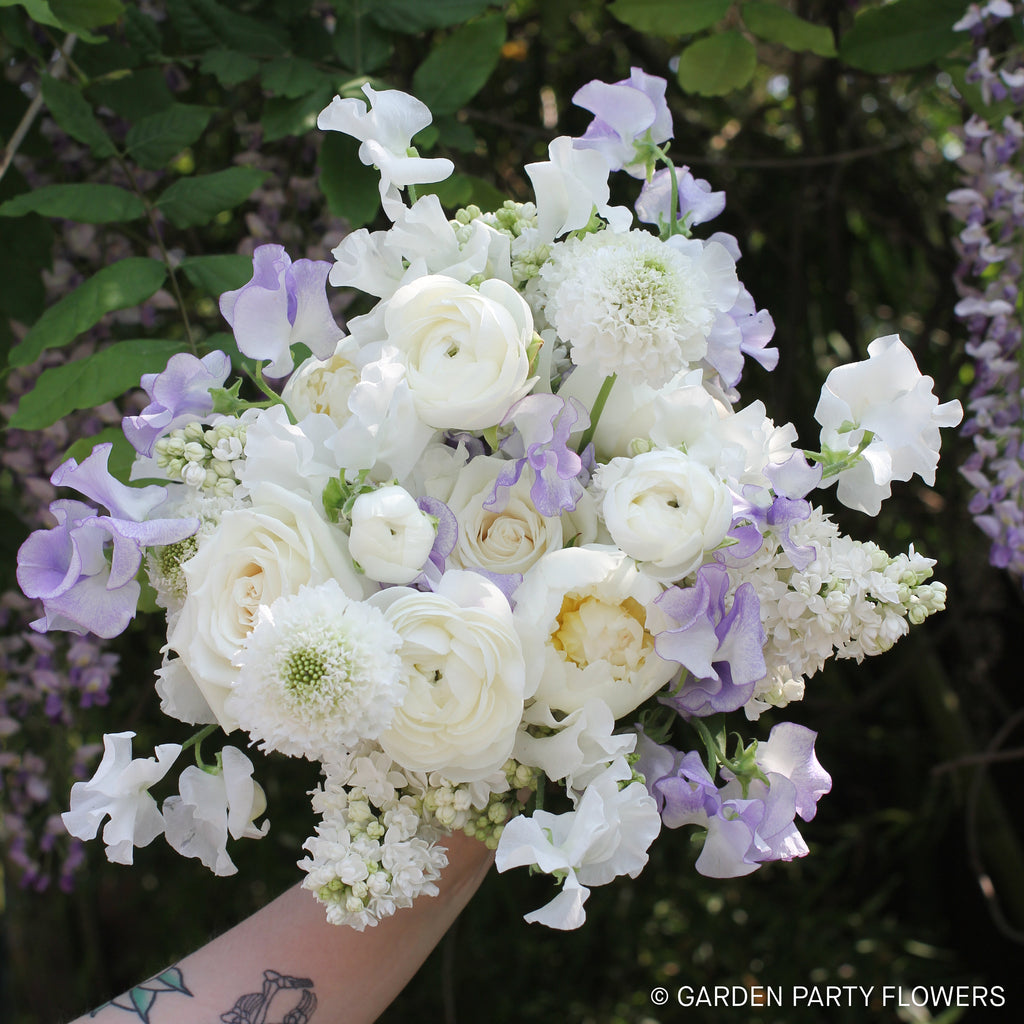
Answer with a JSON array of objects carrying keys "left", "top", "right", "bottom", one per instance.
[
  {"left": 636, "top": 165, "right": 726, "bottom": 232},
  {"left": 634, "top": 730, "right": 720, "bottom": 829},
  {"left": 754, "top": 721, "right": 832, "bottom": 822},
  {"left": 16, "top": 445, "right": 199, "bottom": 639},
  {"left": 487, "top": 394, "right": 589, "bottom": 517},
  {"left": 705, "top": 286, "right": 779, "bottom": 387},
  {"left": 572, "top": 67, "right": 673, "bottom": 177},
  {"left": 122, "top": 350, "right": 231, "bottom": 457},
  {"left": 654, "top": 564, "right": 767, "bottom": 716},
  {"left": 219, "top": 244, "right": 342, "bottom": 378}
]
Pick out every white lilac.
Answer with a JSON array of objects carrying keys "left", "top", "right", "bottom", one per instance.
[
  {"left": 153, "top": 418, "right": 248, "bottom": 497},
  {"left": 228, "top": 580, "right": 405, "bottom": 760}
]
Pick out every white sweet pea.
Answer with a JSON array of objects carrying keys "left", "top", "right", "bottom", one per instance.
[
  {"left": 371, "top": 571, "right": 527, "bottom": 783},
  {"left": 594, "top": 448, "right": 734, "bottom": 581},
  {"left": 525, "top": 135, "right": 632, "bottom": 242},
  {"left": 814, "top": 334, "right": 963, "bottom": 515},
  {"left": 162, "top": 746, "right": 269, "bottom": 876},
  {"left": 348, "top": 485, "right": 436, "bottom": 585},
  {"left": 495, "top": 758, "right": 661, "bottom": 929},
  {"left": 383, "top": 275, "right": 535, "bottom": 431},
  {"left": 514, "top": 545, "right": 676, "bottom": 719},
  {"left": 317, "top": 85, "right": 453, "bottom": 211},
  {"left": 62, "top": 732, "right": 181, "bottom": 865}
]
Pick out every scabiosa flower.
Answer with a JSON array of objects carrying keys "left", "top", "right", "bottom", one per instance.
[
  {"left": 535, "top": 229, "right": 739, "bottom": 388},
  {"left": 228, "top": 580, "right": 405, "bottom": 761}
]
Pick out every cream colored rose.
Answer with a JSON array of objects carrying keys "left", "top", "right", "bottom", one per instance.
[
  {"left": 372, "top": 572, "right": 526, "bottom": 782},
  {"left": 281, "top": 337, "right": 360, "bottom": 426},
  {"left": 384, "top": 274, "right": 535, "bottom": 430},
  {"left": 166, "top": 483, "right": 368, "bottom": 730},
  {"left": 514, "top": 545, "right": 676, "bottom": 719},
  {"left": 445, "top": 454, "right": 597, "bottom": 576},
  {"left": 595, "top": 448, "right": 733, "bottom": 581}
]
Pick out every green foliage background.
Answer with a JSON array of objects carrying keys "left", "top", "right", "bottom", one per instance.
[{"left": 1, "top": 1, "right": 1023, "bottom": 1022}]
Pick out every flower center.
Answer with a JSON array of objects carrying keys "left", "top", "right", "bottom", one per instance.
[{"left": 552, "top": 593, "right": 649, "bottom": 671}]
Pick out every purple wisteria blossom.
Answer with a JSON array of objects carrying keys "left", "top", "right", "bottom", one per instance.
[
  {"left": 572, "top": 67, "right": 673, "bottom": 177},
  {"left": 653, "top": 563, "right": 766, "bottom": 716},
  {"left": 122, "top": 350, "right": 231, "bottom": 457},
  {"left": 950, "top": 2, "right": 1024, "bottom": 579},
  {"left": 219, "top": 244, "right": 342, "bottom": 378},
  {"left": 487, "top": 393, "right": 590, "bottom": 517},
  {"left": 16, "top": 445, "right": 199, "bottom": 638},
  {"left": 636, "top": 165, "right": 726, "bottom": 232}
]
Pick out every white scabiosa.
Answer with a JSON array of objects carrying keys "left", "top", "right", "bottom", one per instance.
[
  {"left": 536, "top": 229, "right": 739, "bottom": 388},
  {"left": 228, "top": 580, "right": 405, "bottom": 760}
]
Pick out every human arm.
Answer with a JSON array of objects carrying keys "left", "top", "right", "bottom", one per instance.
[{"left": 71, "top": 830, "right": 493, "bottom": 1024}]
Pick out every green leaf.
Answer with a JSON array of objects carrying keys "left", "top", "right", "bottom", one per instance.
[
  {"left": 199, "top": 49, "right": 260, "bottom": 87},
  {"left": 0, "top": 183, "right": 145, "bottom": 223},
  {"left": 179, "top": 254, "right": 254, "bottom": 296},
  {"left": 412, "top": 12, "right": 507, "bottom": 116},
  {"left": 318, "top": 132, "right": 380, "bottom": 229},
  {"left": 40, "top": 75, "right": 116, "bottom": 159},
  {"left": 608, "top": 0, "right": 731, "bottom": 35},
  {"left": 124, "top": 6, "right": 162, "bottom": 59},
  {"left": 260, "top": 56, "right": 330, "bottom": 99},
  {"left": 49, "top": 0, "right": 123, "bottom": 29},
  {"left": 8, "top": 258, "right": 167, "bottom": 368},
  {"left": 89, "top": 68, "right": 174, "bottom": 120},
  {"left": 741, "top": 2, "right": 836, "bottom": 57},
  {"left": 331, "top": 9, "right": 392, "bottom": 72},
  {"left": 0, "top": 0, "right": 63, "bottom": 31},
  {"left": 63, "top": 427, "right": 138, "bottom": 484},
  {"left": 165, "top": 0, "right": 287, "bottom": 57},
  {"left": 261, "top": 87, "right": 332, "bottom": 142},
  {"left": 155, "top": 167, "right": 269, "bottom": 228},
  {"left": 839, "top": 0, "right": 967, "bottom": 73},
  {"left": 368, "top": 0, "right": 494, "bottom": 33},
  {"left": 9, "top": 340, "right": 188, "bottom": 430},
  {"left": 126, "top": 104, "right": 212, "bottom": 169},
  {"left": 676, "top": 30, "right": 757, "bottom": 96}
]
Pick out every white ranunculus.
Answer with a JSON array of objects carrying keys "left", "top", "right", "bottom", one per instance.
[
  {"left": 594, "top": 448, "right": 734, "bottom": 581},
  {"left": 513, "top": 545, "right": 676, "bottom": 719},
  {"left": 166, "top": 484, "right": 367, "bottom": 730},
  {"left": 371, "top": 572, "right": 527, "bottom": 783},
  {"left": 384, "top": 275, "right": 535, "bottom": 431},
  {"left": 281, "top": 338, "right": 361, "bottom": 426},
  {"left": 444, "top": 454, "right": 597, "bottom": 576},
  {"left": 348, "top": 485, "right": 436, "bottom": 585}
]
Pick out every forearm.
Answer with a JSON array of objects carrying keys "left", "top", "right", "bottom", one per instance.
[{"left": 73, "top": 832, "right": 493, "bottom": 1024}]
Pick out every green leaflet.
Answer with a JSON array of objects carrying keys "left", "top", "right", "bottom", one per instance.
[
  {"left": 154, "top": 167, "right": 270, "bottom": 228},
  {"left": 0, "top": 183, "right": 145, "bottom": 223},
  {"left": 8, "top": 258, "right": 167, "bottom": 368}
]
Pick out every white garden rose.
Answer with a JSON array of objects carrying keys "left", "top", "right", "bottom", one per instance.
[
  {"left": 281, "top": 337, "right": 361, "bottom": 426},
  {"left": 166, "top": 483, "right": 368, "bottom": 730},
  {"left": 594, "top": 448, "right": 734, "bottom": 581},
  {"left": 371, "top": 571, "right": 527, "bottom": 782},
  {"left": 348, "top": 485, "right": 436, "bottom": 585},
  {"left": 445, "top": 454, "right": 598, "bottom": 576},
  {"left": 384, "top": 274, "right": 535, "bottom": 430},
  {"left": 514, "top": 545, "right": 676, "bottom": 719}
]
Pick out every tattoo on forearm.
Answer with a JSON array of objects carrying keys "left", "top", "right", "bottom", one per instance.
[
  {"left": 220, "top": 970, "right": 318, "bottom": 1024},
  {"left": 89, "top": 967, "right": 192, "bottom": 1022}
]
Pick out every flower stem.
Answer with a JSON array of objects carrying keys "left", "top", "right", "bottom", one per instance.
[{"left": 576, "top": 373, "right": 616, "bottom": 454}]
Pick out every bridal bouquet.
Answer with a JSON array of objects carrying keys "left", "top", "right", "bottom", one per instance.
[{"left": 16, "top": 69, "right": 961, "bottom": 931}]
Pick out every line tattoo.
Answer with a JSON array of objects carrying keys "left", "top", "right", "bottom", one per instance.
[
  {"left": 89, "top": 967, "right": 192, "bottom": 1023},
  {"left": 220, "top": 969, "right": 318, "bottom": 1024}
]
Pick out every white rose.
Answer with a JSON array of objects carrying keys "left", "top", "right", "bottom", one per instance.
[
  {"left": 371, "top": 572, "right": 527, "bottom": 782},
  {"left": 348, "top": 485, "right": 436, "bottom": 585},
  {"left": 445, "top": 454, "right": 597, "bottom": 576},
  {"left": 595, "top": 448, "right": 734, "bottom": 581},
  {"left": 384, "top": 275, "right": 535, "bottom": 430},
  {"left": 513, "top": 545, "right": 676, "bottom": 719},
  {"left": 166, "top": 483, "right": 368, "bottom": 730},
  {"left": 281, "top": 337, "right": 361, "bottom": 426}
]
